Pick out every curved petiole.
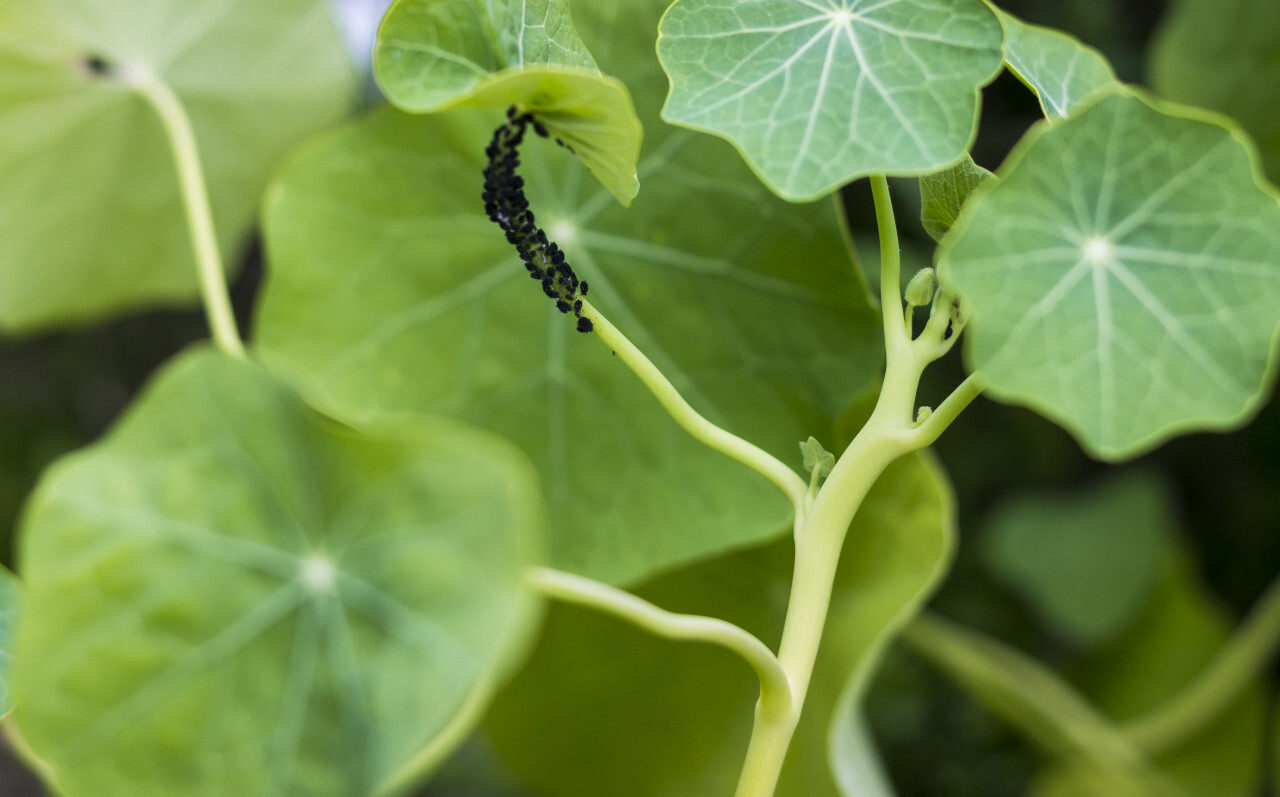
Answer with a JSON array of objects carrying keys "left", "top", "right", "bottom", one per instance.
[
  {"left": 1122, "top": 571, "right": 1280, "bottom": 753},
  {"left": 125, "top": 64, "right": 244, "bottom": 359},
  {"left": 527, "top": 567, "right": 793, "bottom": 722},
  {"left": 580, "top": 301, "right": 809, "bottom": 517},
  {"left": 903, "top": 613, "right": 1184, "bottom": 797}
]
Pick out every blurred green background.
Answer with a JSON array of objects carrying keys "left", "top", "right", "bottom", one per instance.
[{"left": 1, "top": 0, "right": 1277, "bottom": 794}]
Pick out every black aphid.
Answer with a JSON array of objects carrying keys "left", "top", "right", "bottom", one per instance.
[
  {"left": 483, "top": 106, "right": 592, "bottom": 334},
  {"left": 84, "top": 54, "right": 112, "bottom": 76}
]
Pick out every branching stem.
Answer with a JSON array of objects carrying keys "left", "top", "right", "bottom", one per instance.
[
  {"left": 571, "top": 175, "right": 981, "bottom": 797},
  {"left": 528, "top": 567, "right": 793, "bottom": 722},
  {"left": 126, "top": 65, "right": 244, "bottom": 359}
]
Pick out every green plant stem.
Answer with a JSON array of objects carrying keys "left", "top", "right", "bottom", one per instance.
[
  {"left": 581, "top": 301, "right": 808, "bottom": 515},
  {"left": 1122, "top": 571, "right": 1280, "bottom": 753},
  {"left": 871, "top": 175, "right": 906, "bottom": 353},
  {"left": 734, "top": 176, "right": 946, "bottom": 796},
  {"left": 527, "top": 566, "right": 793, "bottom": 722},
  {"left": 909, "top": 372, "right": 984, "bottom": 448},
  {"left": 126, "top": 65, "right": 245, "bottom": 359},
  {"left": 734, "top": 342, "right": 919, "bottom": 797},
  {"left": 904, "top": 613, "right": 1185, "bottom": 797}
]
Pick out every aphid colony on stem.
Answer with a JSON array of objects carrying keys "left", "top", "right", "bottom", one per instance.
[{"left": 483, "top": 106, "right": 592, "bottom": 333}]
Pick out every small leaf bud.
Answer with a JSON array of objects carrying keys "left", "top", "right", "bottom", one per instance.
[
  {"left": 904, "top": 268, "right": 937, "bottom": 307},
  {"left": 799, "top": 436, "right": 835, "bottom": 477}
]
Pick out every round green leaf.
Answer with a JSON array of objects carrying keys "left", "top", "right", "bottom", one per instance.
[
  {"left": 656, "top": 0, "right": 1004, "bottom": 201},
  {"left": 12, "top": 349, "right": 543, "bottom": 797},
  {"left": 939, "top": 88, "right": 1280, "bottom": 460},
  {"left": 485, "top": 453, "right": 954, "bottom": 796},
  {"left": 0, "top": 566, "right": 20, "bottom": 719},
  {"left": 981, "top": 469, "right": 1173, "bottom": 648},
  {"left": 374, "top": 0, "right": 642, "bottom": 205},
  {"left": 257, "top": 0, "right": 882, "bottom": 585},
  {"left": 1150, "top": 0, "right": 1280, "bottom": 183},
  {"left": 995, "top": 8, "right": 1117, "bottom": 120},
  {"left": 0, "top": 0, "right": 355, "bottom": 332}
]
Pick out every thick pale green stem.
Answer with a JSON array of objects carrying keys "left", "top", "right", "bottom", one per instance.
[
  {"left": 1122, "top": 572, "right": 1280, "bottom": 753},
  {"left": 732, "top": 174, "right": 984, "bottom": 797},
  {"left": 126, "top": 65, "right": 245, "bottom": 359},
  {"left": 871, "top": 175, "right": 906, "bottom": 353},
  {"left": 582, "top": 301, "right": 808, "bottom": 515},
  {"left": 734, "top": 348, "right": 918, "bottom": 797},
  {"left": 528, "top": 567, "right": 793, "bottom": 722}
]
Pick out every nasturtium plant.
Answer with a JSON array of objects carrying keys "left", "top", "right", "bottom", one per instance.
[
  {"left": 257, "top": 0, "right": 882, "bottom": 585},
  {"left": 13, "top": 348, "right": 543, "bottom": 797},
  {"left": 374, "top": 0, "right": 643, "bottom": 204},
  {"left": 484, "top": 453, "right": 953, "bottom": 797},
  {"left": 0, "top": 0, "right": 355, "bottom": 331},
  {"left": 2, "top": 0, "right": 1280, "bottom": 796},
  {"left": 656, "top": 0, "right": 1005, "bottom": 200}
]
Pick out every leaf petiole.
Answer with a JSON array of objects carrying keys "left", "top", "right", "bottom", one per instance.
[
  {"left": 1121, "top": 571, "right": 1280, "bottom": 753},
  {"left": 580, "top": 300, "right": 809, "bottom": 516},
  {"left": 126, "top": 64, "right": 245, "bottom": 359},
  {"left": 527, "top": 567, "right": 793, "bottom": 722},
  {"left": 903, "top": 612, "right": 1183, "bottom": 797}
]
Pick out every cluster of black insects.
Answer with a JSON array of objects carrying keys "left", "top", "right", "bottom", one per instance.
[{"left": 483, "top": 107, "right": 592, "bottom": 333}]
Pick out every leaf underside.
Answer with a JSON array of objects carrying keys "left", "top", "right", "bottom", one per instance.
[{"left": 375, "top": 0, "right": 642, "bottom": 204}]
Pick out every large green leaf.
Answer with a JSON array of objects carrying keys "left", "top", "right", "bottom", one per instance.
[
  {"left": 656, "top": 0, "right": 1004, "bottom": 201},
  {"left": 374, "top": 0, "right": 642, "bottom": 205},
  {"left": 981, "top": 469, "right": 1172, "bottom": 647},
  {"left": 0, "top": 566, "right": 19, "bottom": 719},
  {"left": 12, "top": 349, "right": 544, "bottom": 797},
  {"left": 1033, "top": 554, "right": 1267, "bottom": 797},
  {"left": 938, "top": 88, "right": 1280, "bottom": 460},
  {"left": 485, "top": 453, "right": 954, "bottom": 796},
  {"left": 257, "top": 0, "right": 882, "bottom": 585},
  {"left": 0, "top": 0, "right": 355, "bottom": 332},
  {"left": 1150, "top": 0, "right": 1280, "bottom": 183},
  {"left": 994, "top": 8, "right": 1117, "bottom": 120}
]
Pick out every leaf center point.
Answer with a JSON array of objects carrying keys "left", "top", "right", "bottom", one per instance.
[
  {"left": 299, "top": 554, "right": 337, "bottom": 594},
  {"left": 829, "top": 9, "right": 855, "bottom": 26},
  {"left": 549, "top": 218, "right": 579, "bottom": 245},
  {"left": 1083, "top": 236, "right": 1114, "bottom": 265}
]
